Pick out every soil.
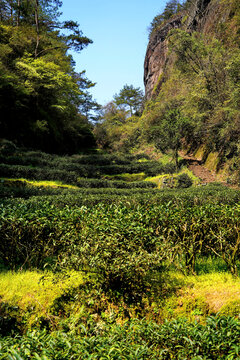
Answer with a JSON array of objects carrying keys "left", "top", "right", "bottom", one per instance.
[{"left": 180, "top": 152, "right": 220, "bottom": 185}]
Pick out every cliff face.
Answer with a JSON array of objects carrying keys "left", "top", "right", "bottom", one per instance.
[
  {"left": 144, "top": 0, "right": 232, "bottom": 99},
  {"left": 144, "top": 15, "right": 183, "bottom": 100}
]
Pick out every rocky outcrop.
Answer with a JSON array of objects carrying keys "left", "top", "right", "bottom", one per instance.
[
  {"left": 185, "top": 0, "right": 212, "bottom": 31},
  {"left": 144, "top": 15, "right": 183, "bottom": 100},
  {"left": 187, "top": 0, "right": 231, "bottom": 34},
  {"left": 144, "top": 0, "right": 231, "bottom": 99}
]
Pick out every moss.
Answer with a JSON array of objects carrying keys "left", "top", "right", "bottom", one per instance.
[
  {"left": 152, "top": 73, "right": 164, "bottom": 95},
  {"left": 182, "top": 14, "right": 189, "bottom": 24},
  {"left": 205, "top": 153, "right": 219, "bottom": 172},
  {"left": 215, "top": 163, "right": 231, "bottom": 182},
  {"left": 194, "top": 146, "right": 206, "bottom": 161}
]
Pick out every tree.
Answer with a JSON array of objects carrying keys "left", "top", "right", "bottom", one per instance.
[
  {"left": 0, "top": 0, "right": 96, "bottom": 153},
  {"left": 151, "top": 107, "right": 192, "bottom": 169},
  {"left": 148, "top": 0, "right": 185, "bottom": 37},
  {"left": 76, "top": 70, "right": 101, "bottom": 122},
  {"left": 113, "top": 84, "right": 144, "bottom": 116},
  {"left": 164, "top": 0, "right": 183, "bottom": 19},
  {"left": 94, "top": 102, "right": 128, "bottom": 149},
  {"left": 0, "top": 1, "right": 92, "bottom": 56},
  {"left": 168, "top": 29, "right": 228, "bottom": 103}
]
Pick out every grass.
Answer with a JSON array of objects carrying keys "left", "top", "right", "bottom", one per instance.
[
  {"left": 0, "top": 270, "right": 85, "bottom": 328},
  {"left": 162, "top": 271, "right": 240, "bottom": 322},
  {"left": 145, "top": 167, "right": 200, "bottom": 188},
  {"left": 102, "top": 172, "right": 147, "bottom": 182},
  {"left": 0, "top": 178, "right": 79, "bottom": 189},
  {"left": 1, "top": 269, "right": 239, "bottom": 330}
]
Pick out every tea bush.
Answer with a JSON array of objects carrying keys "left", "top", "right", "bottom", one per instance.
[
  {"left": 0, "top": 316, "right": 239, "bottom": 359},
  {"left": 177, "top": 173, "right": 193, "bottom": 188},
  {"left": 1, "top": 150, "right": 240, "bottom": 358},
  {"left": 0, "top": 151, "right": 176, "bottom": 182},
  {"left": 1, "top": 198, "right": 240, "bottom": 296}
]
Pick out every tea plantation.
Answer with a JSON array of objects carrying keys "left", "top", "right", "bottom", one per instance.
[{"left": 1, "top": 150, "right": 240, "bottom": 359}]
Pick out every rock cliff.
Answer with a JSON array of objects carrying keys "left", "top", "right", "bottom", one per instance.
[
  {"left": 144, "top": 15, "right": 183, "bottom": 100},
  {"left": 144, "top": 0, "right": 232, "bottom": 99}
]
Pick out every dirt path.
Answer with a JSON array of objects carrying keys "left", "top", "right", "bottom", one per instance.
[{"left": 180, "top": 152, "right": 218, "bottom": 184}]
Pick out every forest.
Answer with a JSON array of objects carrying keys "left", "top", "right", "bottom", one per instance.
[
  {"left": 0, "top": 0, "right": 98, "bottom": 153},
  {"left": 0, "top": 0, "right": 240, "bottom": 359}
]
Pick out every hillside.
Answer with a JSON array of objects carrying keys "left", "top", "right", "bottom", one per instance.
[
  {"left": 143, "top": 0, "right": 240, "bottom": 183},
  {"left": 95, "top": 0, "right": 240, "bottom": 185},
  {"left": 144, "top": 0, "right": 240, "bottom": 99}
]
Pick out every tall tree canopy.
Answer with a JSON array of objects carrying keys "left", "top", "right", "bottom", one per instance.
[
  {"left": 113, "top": 84, "right": 144, "bottom": 116},
  {"left": 94, "top": 85, "right": 144, "bottom": 152},
  {"left": 0, "top": 0, "right": 98, "bottom": 153}
]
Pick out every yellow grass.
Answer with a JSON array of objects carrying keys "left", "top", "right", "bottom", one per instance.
[
  {"left": 163, "top": 272, "right": 240, "bottom": 321},
  {"left": 0, "top": 270, "right": 84, "bottom": 327},
  {"left": 145, "top": 167, "right": 200, "bottom": 188},
  {"left": 1, "top": 177, "right": 79, "bottom": 189},
  {"left": 102, "top": 173, "right": 146, "bottom": 182}
]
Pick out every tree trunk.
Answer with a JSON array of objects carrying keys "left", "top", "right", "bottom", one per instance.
[
  {"left": 10, "top": 1, "right": 13, "bottom": 25},
  {"left": 16, "top": 0, "right": 20, "bottom": 27},
  {"left": 34, "top": 0, "right": 40, "bottom": 58},
  {"left": 129, "top": 105, "right": 133, "bottom": 117}
]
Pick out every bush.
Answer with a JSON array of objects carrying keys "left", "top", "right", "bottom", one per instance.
[
  {"left": 0, "top": 151, "right": 177, "bottom": 181},
  {"left": 1, "top": 197, "right": 240, "bottom": 284},
  {"left": 176, "top": 173, "right": 193, "bottom": 188},
  {"left": 0, "top": 316, "right": 240, "bottom": 359}
]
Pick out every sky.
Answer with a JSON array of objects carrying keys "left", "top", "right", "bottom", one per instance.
[{"left": 60, "top": 0, "right": 168, "bottom": 106}]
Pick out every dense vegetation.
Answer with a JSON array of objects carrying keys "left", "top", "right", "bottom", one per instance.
[
  {"left": 0, "top": 0, "right": 98, "bottom": 153},
  {"left": 1, "top": 0, "right": 240, "bottom": 358},
  {"left": 1, "top": 316, "right": 240, "bottom": 359},
  {"left": 96, "top": 0, "right": 240, "bottom": 183},
  {"left": 1, "top": 149, "right": 240, "bottom": 358}
]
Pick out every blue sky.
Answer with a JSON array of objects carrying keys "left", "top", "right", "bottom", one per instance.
[{"left": 61, "top": 0, "right": 167, "bottom": 105}]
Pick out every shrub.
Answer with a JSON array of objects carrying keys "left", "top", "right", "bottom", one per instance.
[
  {"left": 0, "top": 139, "right": 17, "bottom": 156},
  {"left": 176, "top": 173, "right": 193, "bottom": 188},
  {"left": 0, "top": 316, "right": 240, "bottom": 359}
]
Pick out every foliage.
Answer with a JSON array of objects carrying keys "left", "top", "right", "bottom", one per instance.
[
  {"left": 0, "top": 1, "right": 97, "bottom": 153},
  {"left": 94, "top": 101, "right": 129, "bottom": 149},
  {"left": 148, "top": 106, "right": 192, "bottom": 169},
  {"left": 94, "top": 84, "right": 144, "bottom": 151},
  {"left": 176, "top": 173, "right": 193, "bottom": 188},
  {"left": 0, "top": 1, "right": 240, "bottom": 356},
  {"left": 0, "top": 150, "right": 177, "bottom": 185},
  {"left": 94, "top": 112, "right": 143, "bottom": 152},
  {"left": 0, "top": 149, "right": 240, "bottom": 358},
  {"left": 148, "top": 0, "right": 188, "bottom": 37},
  {"left": 1, "top": 186, "right": 240, "bottom": 286},
  {"left": 0, "top": 316, "right": 240, "bottom": 359},
  {"left": 113, "top": 84, "right": 144, "bottom": 116},
  {"left": 132, "top": 0, "right": 240, "bottom": 180}
]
